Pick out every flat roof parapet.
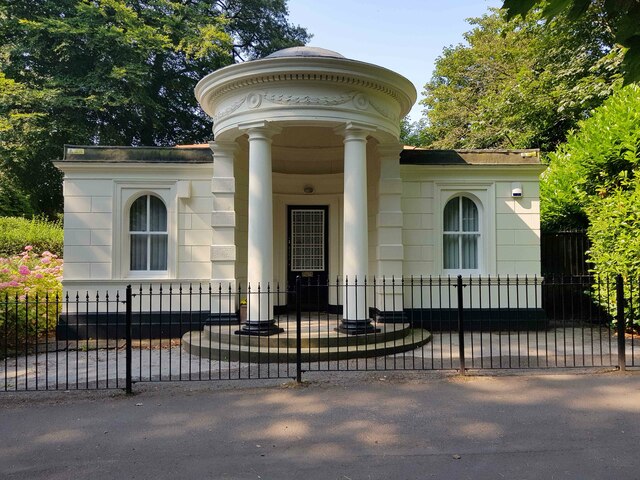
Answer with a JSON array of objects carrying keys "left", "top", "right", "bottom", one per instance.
[
  {"left": 62, "top": 145, "right": 213, "bottom": 163},
  {"left": 400, "top": 148, "right": 541, "bottom": 165}
]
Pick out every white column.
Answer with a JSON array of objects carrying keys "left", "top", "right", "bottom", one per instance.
[
  {"left": 209, "top": 140, "right": 238, "bottom": 323},
  {"left": 376, "top": 143, "right": 405, "bottom": 320},
  {"left": 239, "top": 122, "right": 282, "bottom": 335},
  {"left": 338, "top": 124, "right": 377, "bottom": 334}
]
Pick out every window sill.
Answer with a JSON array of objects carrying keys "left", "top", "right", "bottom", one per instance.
[{"left": 126, "top": 271, "right": 169, "bottom": 281}]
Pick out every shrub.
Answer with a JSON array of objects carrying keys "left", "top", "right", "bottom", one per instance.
[
  {"left": 0, "top": 247, "right": 63, "bottom": 352},
  {"left": 0, "top": 216, "right": 63, "bottom": 257},
  {"left": 587, "top": 179, "right": 640, "bottom": 330},
  {"left": 541, "top": 84, "right": 640, "bottom": 330},
  {"left": 541, "top": 83, "right": 640, "bottom": 231}
]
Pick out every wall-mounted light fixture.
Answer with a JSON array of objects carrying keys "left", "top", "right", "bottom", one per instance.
[
  {"left": 303, "top": 184, "right": 314, "bottom": 194},
  {"left": 511, "top": 182, "right": 523, "bottom": 198}
]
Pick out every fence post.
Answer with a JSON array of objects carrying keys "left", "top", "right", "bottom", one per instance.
[
  {"left": 457, "top": 275, "right": 466, "bottom": 375},
  {"left": 616, "top": 275, "right": 626, "bottom": 372},
  {"left": 125, "top": 284, "right": 133, "bottom": 394},
  {"left": 295, "top": 276, "right": 302, "bottom": 384}
]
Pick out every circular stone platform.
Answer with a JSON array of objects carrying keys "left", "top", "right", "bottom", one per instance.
[{"left": 182, "top": 319, "right": 432, "bottom": 363}]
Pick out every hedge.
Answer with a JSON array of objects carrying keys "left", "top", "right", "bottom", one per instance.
[{"left": 0, "top": 217, "right": 63, "bottom": 257}]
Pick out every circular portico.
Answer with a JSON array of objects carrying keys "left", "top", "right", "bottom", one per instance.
[{"left": 196, "top": 46, "right": 416, "bottom": 335}]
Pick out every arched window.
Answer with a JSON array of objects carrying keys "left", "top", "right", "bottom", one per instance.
[
  {"left": 129, "top": 195, "right": 168, "bottom": 271},
  {"left": 443, "top": 195, "right": 480, "bottom": 270}
]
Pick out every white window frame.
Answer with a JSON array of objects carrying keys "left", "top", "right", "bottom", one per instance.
[
  {"left": 435, "top": 182, "right": 495, "bottom": 275},
  {"left": 443, "top": 195, "right": 480, "bottom": 272},
  {"left": 113, "top": 182, "right": 178, "bottom": 279},
  {"left": 129, "top": 194, "right": 169, "bottom": 273}
]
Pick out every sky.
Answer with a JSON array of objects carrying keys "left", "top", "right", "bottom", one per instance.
[{"left": 287, "top": 0, "right": 502, "bottom": 122}]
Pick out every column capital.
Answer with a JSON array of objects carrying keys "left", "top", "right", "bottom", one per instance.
[
  {"left": 377, "top": 142, "right": 404, "bottom": 159},
  {"left": 238, "top": 121, "right": 282, "bottom": 140},
  {"left": 333, "top": 121, "right": 377, "bottom": 141},
  {"left": 209, "top": 140, "right": 238, "bottom": 157}
]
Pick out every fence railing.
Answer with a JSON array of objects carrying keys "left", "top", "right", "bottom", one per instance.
[
  {"left": 1, "top": 274, "right": 638, "bottom": 392},
  {"left": 541, "top": 230, "right": 590, "bottom": 275}
]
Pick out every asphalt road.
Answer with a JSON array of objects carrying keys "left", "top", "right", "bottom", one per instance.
[{"left": 1, "top": 370, "right": 639, "bottom": 479}]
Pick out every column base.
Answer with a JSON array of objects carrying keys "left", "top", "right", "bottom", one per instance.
[
  {"left": 336, "top": 319, "right": 380, "bottom": 335},
  {"left": 235, "top": 320, "right": 284, "bottom": 336}
]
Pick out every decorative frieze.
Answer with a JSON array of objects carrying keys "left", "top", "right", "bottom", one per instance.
[
  {"left": 211, "top": 87, "right": 399, "bottom": 127},
  {"left": 212, "top": 97, "right": 246, "bottom": 123},
  {"left": 264, "top": 91, "right": 354, "bottom": 106}
]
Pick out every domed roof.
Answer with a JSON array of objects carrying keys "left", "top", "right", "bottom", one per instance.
[{"left": 265, "top": 46, "right": 345, "bottom": 59}]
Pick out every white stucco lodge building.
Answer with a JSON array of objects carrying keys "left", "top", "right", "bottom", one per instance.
[{"left": 57, "top": 47, "right": 544, "bottom": 335}]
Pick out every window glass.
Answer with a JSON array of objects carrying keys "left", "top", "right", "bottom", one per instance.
[
  {"left": 129, "top": 195, "right": 168, "bottom": 271},
  {"left": 149, "top": 195, "right": 167, "bottom": 232},
  {"left": 443, "top": 234, "right": 459, "bottom": 269},
  {"left": 443, "top": 198, "right": 459, "bottom": 232},
  {"left": 461, "top": 197, "right": 478, "bottom": 232},
  {"left": 130, "top": 235, "right": 147, "bottom": 270},
  {"left": 461, "top": 234, "right": 478, "bottom": 269},
  {"left": 150, "top": 236, "right": 168, "bottom": 270},
  {"left": 443, "top": 196, "right": 479, "bottom": 271},
  {"left": 129, "top": 196, "right": 147, "bottom": 232}
]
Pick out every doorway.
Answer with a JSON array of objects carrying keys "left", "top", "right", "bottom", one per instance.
[{"left": 287, "top": 205, "right": 329, "bottom": 310}]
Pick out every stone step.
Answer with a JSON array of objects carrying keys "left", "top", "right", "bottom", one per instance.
[
  {"left": 182, "top": 327, "right": 432, "bottom": 363},
  {"left": 201, "top": 322, "right": 413, "bottom": 348}
]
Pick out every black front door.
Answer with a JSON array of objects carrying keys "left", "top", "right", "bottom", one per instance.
[{"left": 287, "top": 205, "right": 329, "bottom": 310}]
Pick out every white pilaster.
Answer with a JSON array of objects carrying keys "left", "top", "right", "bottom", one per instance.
[
  {"left": 376, "top": 143, "right": 405, "bottom": 319},
  {"left": 239, "top": 122, "right": 282, "bottom": 334},
  {"left": 209, "top": 140, "right": 238, "bottom": 321}
]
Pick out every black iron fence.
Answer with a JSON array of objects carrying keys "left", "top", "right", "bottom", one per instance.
[
  {"left": 1, "top": 274, "right": 638, "bottom": 392},
  {"left": 541, "top": 230, "right": 590, "bottom": 276}
]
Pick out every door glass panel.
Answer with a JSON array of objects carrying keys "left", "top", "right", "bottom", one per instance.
[{"left": 291, "top": 209, "right": 325, "bottom": 271}]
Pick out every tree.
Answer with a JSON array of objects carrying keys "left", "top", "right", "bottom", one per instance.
[
  {"left": 400, "top": 117, "right": 432, "bottom": 147},
  {"left": 0, "top": 0, "right": 309, "bottom": 217},
  {"left": 419, "top": 7, "right": 621, "bottom": 150},
  {"left": 0, "top": 171, "right": 33, "bottom": 218},
  {"left": 503, "top": 0, "right": 640, "bottom": 85}
]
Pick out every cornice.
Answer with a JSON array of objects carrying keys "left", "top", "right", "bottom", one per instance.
[
  {"left": 400, "top": 164, "right": 546, "bottom": 175},
  {"left": 54, "top": 162, "right": 212, "bottom": 175},
  {"left": 196, "top": 57, "right": 416, "bottom": 119}
]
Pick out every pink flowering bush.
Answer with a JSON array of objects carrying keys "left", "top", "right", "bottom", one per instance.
[{"left": 0, "top": 246, "right": 63, "bottom": 351}]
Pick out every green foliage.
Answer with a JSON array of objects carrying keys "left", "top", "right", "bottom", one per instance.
[
  {"left": 0, "top": 217, "right": 64, "bottom": 257},
  {"left": 0, "top": 248, "right": 63, "bottom": 352},
  {"left": 540, "top": 84, "right": 640, "bottom": 328},
  {"left": 420, "top": 7, "right": 621, "bottom": 150},
  {"left": 541, "top": 84, "right": 640, "bottom": 231},
  {"left": 400, "top": 117, "right": 433, "bottom": 147},
  {"left": 0, "top": 172, "right": 33, "bottom": 218},
  {"left": 587, "top": 179, "right": 640, "bottom": 276},
  {"left": 0, "top": 0, "right": 309, "bottom": 217},
  {"left": 503, "top": 0, "right": 640, "bottom": 85},
  {"left": 587, "top": 180, "right": 640, "bottom": 329}
]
